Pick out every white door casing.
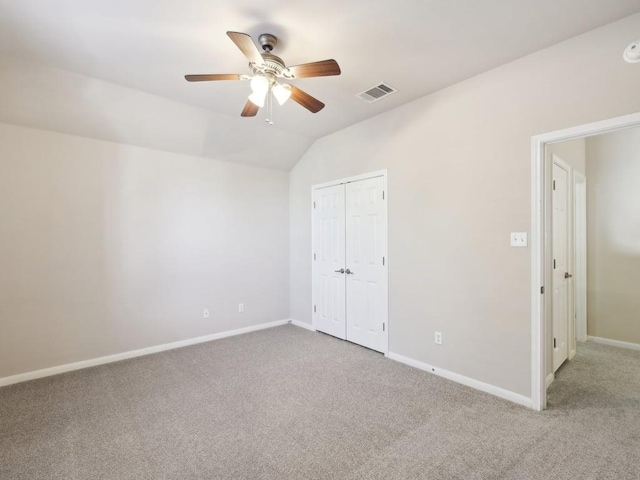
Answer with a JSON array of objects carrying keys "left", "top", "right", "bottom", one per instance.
[
  {"left": 574, "top": 172, "right": 588, "bottom": 344},
  {"left": 531, "top": 111, "right": 640, "bottom": 411},
  {"left": 552, "top": 160, "right": 569, "bottom": 372},
  {"left": 345, "top": 176, "right": 388, "bottom": 353},
  {"left": 313, "top": 184, "right": 346, "bottom": 339}
]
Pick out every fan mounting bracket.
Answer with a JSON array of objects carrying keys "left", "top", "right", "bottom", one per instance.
[{"left": 258, "top": 34, "right": 278, "bottom": 52}]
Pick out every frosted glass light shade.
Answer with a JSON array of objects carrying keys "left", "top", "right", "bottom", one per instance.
[
  {"left": 272, "top": 84, "right": 292, "bottom": 105},
  {"left": 248, "top": 90, "right": 267, "bottom": 107},
  {"left": 250, "top": 75, "right": 269, "bottom": 94}
]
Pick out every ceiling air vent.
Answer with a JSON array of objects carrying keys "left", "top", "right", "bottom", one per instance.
[{"left": 356, "top": 82, "right": 397, "bottom": 103}]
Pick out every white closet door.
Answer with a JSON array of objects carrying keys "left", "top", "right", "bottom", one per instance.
[
  {"left": 345, "top": 176, "right": 387, "bottom": 353},
  {"left": 313, "top": 184, "right": 346, "bottom": 339}
]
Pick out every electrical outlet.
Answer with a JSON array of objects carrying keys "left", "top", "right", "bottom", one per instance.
[
  {"left": 203, "top": 309, "right": 210, "bottom": 319},
  {"left": 435, "top": 331, "right": 443, "bottom": 345},
  {"left": 238, "top": 303, "right": 244, "bottom": 313}
]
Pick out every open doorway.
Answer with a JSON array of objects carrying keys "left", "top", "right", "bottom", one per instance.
[{"left": 531, "top": 112, "right": 640, "bottom": 410}]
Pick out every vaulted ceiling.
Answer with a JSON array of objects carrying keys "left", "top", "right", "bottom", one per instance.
[{"left": 1, "top": 0, "right": 640, "bottom": 170}]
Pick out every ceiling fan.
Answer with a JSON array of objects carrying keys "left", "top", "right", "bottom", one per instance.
[{"left": 185, "top": 31, "right": 341, "bottom": 118}]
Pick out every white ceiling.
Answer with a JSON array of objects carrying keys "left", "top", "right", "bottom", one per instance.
[{"left": 1, "top": 0, "right": 640, "bottom": 169}]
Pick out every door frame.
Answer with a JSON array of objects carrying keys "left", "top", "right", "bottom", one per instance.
[
  {"left": 311, "top": 169, "right": 389, "bottom": 355},
  {"left": 573, "top": 171, "right": 588, "bottom": 344},
  {"left": 531, "top": 111, "right": 640, "bottom": 411}
]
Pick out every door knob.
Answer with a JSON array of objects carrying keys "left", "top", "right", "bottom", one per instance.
[
  {"left": 565, "top": 272, "right": 573, "bottom": 279},
  {"left": 334, "top": 269, "right": 345, "bottom": 274},
  {"left": 345, "top": 269, "right": 354, "bottom": 275}
]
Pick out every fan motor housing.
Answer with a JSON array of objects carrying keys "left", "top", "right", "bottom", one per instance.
[{"left": 251, "top": 52, "right": 287, "bottom": 80}]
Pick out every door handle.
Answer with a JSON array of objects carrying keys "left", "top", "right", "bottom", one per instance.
[
  {"left": 565, "top": 272, "right": 573, "bottom": 279},
  {"left": 345, "top": 269, "right": 354, "bottom": 275},
  {"left": 334, "top": 269, "right": 345, "bottom": 274}
]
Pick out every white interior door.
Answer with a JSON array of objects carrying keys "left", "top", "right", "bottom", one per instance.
[
  {"left": 552, "top": 162, "right": 570, "bottom": 371},
  {"left": 313, "top": 185, "right": 346, "bottom": 339},
  {"left": 345, "top": 176, "right": 388, "bottom": 353}
]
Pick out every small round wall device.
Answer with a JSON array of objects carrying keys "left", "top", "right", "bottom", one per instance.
[{"left": 623, "top": 39, "right": 640, "bottom": 63}]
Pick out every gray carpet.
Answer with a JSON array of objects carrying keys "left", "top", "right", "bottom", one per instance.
[{"left": 1, "top": 326, "right": 639, "bottom": 479}]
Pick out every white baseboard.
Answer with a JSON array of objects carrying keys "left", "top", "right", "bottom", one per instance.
[
  {"left": 546, "top": 373, "right": 555, "bottom": 388},
  {"left": 0, "top": 319, "right": 290, "bottom": 388},
  {"left": 588, "top": 336, "right": 640, "bottom": 351},
  {"left": 387, "top": 352, "right": 533, "bottom": 409},
  {"left": 289, "top": 319, "right": 316, "bottom": 332}
]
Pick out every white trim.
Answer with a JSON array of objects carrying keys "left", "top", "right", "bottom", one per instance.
[
  {"left": 311, "top": 169, "right": 389, "bottom": 355},
  {"left": 310, "top": 186, "right": 317, "bottom": 331},
  {"left": 0, "top": 320, "right": 289, "bottom": 388},
  {"left": 546, "top": 373, "right": 555, "bottom": 389},
  {"left": 531, "top": 110, "right": 640, "bottom": 411},
  {"left": 531, "top": 130, "right": 546, "bottom": 411},
  {"left": 289, "top": 319, "right": 317, "bottom": 332},
  {"left": 312, "top": 169, "right": 388, "bottom": 190},
  {"left": 588, "top": 336, "right": 640, "bottom": 351},
  {"left": 573, "top": 171, "right": 588, "bottom": 343},
  {"left": 387, "top": 352, "right": 532, "bottom": 409}
]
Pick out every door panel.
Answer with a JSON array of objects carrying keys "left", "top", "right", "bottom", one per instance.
[
  {"left": 345, "top": 176, "right": 387, "bottom": 353},
  {"left": 552, "top": 162, "right": 569, "bottom": 372},
  {"left": 313, "top": 185, "right": 346, "bottom": 339}
]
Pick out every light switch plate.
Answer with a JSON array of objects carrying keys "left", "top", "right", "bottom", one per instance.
[{"left": 510, "top": 232, "right": 528, "bottom": 247}]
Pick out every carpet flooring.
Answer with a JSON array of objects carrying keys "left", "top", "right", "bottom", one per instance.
[{"left": 1, "top": 325, "right": 639, "bottom": 479}]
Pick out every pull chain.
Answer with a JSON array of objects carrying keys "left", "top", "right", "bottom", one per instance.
[
  {"left": 268, "top": 90, "right": 274, "bottom": 125},
  {"left": 264, "top": 88, "right": 274, "bottom": 126}
]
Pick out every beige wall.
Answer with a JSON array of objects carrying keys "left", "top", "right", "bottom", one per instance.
[
  {"left": 586, "top": 127, "right": 640, "bottom": 345},
  {"left": 0, "top": 122, "right": 289, "bottom": 379},
  {"left": 290, "top": 14, "right": 640, "bottom": 397}
]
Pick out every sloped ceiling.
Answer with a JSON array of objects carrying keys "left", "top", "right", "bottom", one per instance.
[{"left": 1, "top": 0, "right": 640, "bottom": 170}]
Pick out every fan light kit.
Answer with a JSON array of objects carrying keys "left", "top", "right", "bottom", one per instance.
[
  {"left": 185, "top": 32, "right": 341, "bottom": 123},
  {"left": 623, "top": 39, "right": 640, "bottom": 63}
]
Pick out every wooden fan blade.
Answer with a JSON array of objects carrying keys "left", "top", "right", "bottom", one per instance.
[
  {"left": 227, "top": 31, "right": 265, "bottom": 66},
  {"left": 290, "top": 85, "right": 325, "bottom": 113},
  {"left": 185, "top": 74, "right": 247, "bottom": 82},
  {"left": 287, "top": 59, "right": 341, "bottom": 78},
  {"left": 241, "top": 99, "right": 259, "bottom": 117}
]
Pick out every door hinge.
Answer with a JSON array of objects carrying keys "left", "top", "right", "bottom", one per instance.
[
  {"left": 313, "top": 201, "right": 316, "bottom": 209},
  {"left": 382, "top": 256, "right": 385, "bottom": 266},
  {"left": 554, "top": 338, "right": 557, "bottom": 348},
  {"left": 382, "top": 191, "right": 385, "bottom": 200},
  {"left": 553, "top": 259, "right": 556, "bottom": 269},
  {"left": 313, "top": 305, "right": 316, "bottom": 313},
  {"left": 553, "top": 180, "right": 556, "bottom": 190},
  {"left": 383, "top": 322, "right": 385, "bottom": 332},
  {"left": 313, "top": 253, "right": 316, "bottom": 261},
  {"left": 541, "top": 286, "right": 545, "bottom": 294}
]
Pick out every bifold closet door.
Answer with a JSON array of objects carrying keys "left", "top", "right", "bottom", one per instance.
[
  {"left": 345, "top": 176, "right": 387, "bottom": 353},
  {"left": 313, "top": 184, "right": 346, "bottom": 339}
]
